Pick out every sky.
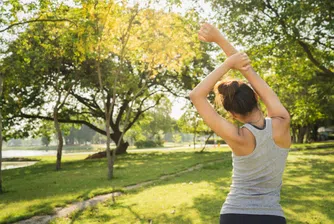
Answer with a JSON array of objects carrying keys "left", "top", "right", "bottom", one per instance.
[{"left": 170, "top": 96, "right": 188, "bottom": 119}]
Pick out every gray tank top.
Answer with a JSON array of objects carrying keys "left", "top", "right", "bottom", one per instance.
[{"left": 220, "top": 117, "right": 289, "bottom": 217}]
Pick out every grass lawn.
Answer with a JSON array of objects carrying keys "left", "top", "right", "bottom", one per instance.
[
  {"left": 53, "top": 148, "right": 333, "bottom": 224},
  {"left": 0, "top": 148, "right": 227, "bottom": 223},
  {"left": 1, "top": 146, "right": 333, "bottom": 223},
  {"left": 290, "top": 142, "right": 334, "bottom": 150}
]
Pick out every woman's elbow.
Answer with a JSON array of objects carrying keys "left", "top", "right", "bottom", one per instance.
[
  {"left": 281, "top": 110, "right": 291, "bottom": 123},
  {"left": 189, "top": 91, "right": 197, "bottom": 101}
]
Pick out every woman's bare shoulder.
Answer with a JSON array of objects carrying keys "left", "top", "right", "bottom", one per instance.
[{"left": 271, "top": 117, "right": 291, "bottom": 148}]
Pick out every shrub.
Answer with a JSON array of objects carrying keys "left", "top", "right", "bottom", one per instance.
[
  {"left": 205, "top": 139, "right": 226, "bottom": 144},
  {"left": 135, "top": 140, "right": 164, "bottom": 149}
]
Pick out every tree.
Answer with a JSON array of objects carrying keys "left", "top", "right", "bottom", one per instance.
[
  {"left": 76, "top": 125, "right": 96, "bottom": 144},
  {"left": 258, "top": 46, "right": 334, "bottom": 143},
  {"left": 206, "top": 0, "right": 334, "bottom": 142},
  {"left": 209, "top": 0, "right": 333, "bottom": 78},
  {"left": 2, "top": 0, "right": 203, "bottom": 156},
  {"left": 0, "top": 68, "right": 3, "bottom": 193},
  {"left": 140, "top": 97, "right": 174, "bottom": 141},
  {"left": 41, "top": 135, "right": 51, "bottom": 147},
  {"left": 178, "top": 106, "right": 211, "bottom": 149}
]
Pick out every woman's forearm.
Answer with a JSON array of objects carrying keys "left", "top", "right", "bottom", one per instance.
[
  {"left": 189, "top": 61, "right": 231, "bottom": 98},
  {"left": 215, "top": 35, "right": 238, "bottom": 57},
  {"left": 240, "top": 67, "right": 290, "bottom": 119},
  {"left": 215, "top": 34, "right": 289, "bottom": 119}
]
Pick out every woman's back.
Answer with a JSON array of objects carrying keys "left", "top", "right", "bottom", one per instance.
[{"left": 221, "top": 117, "right": 290, "bottom": 217}]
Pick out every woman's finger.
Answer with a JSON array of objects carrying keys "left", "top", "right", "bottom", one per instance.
[
  {"left": 203, "top": 23, "right": 211, "bottom": 29},
  {"left": 198, "top": 30, "right": 206, "bottom": 36},
  {"left": 241, "top": 65, "right": 251, "bottom": 71},
  {"left": 198, "top": 34, "right": 207, "bottom": 41},
  {"left": 243, "top": 58, "right": 251, "bottom": 64}
]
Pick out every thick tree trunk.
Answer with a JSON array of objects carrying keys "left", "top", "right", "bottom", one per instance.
[
  {"left": 312, "top": 124, "right": 319, "bottom": 142},
  {"left": 305, "top": 125, "right": 311, "bottom": 143},
  {"left": 297, "top": 126, "right": 307, "bottom": 144},
  {"left": 111, "top": 131, "right": 129, "bottom": 155},
  {"left": 115, "top": 141, "right": 129, "bottom": 155},
  {"left": 54, "top": 107, "right": 63, "bottom": 171},
  {"left": 291, "top": 127, "right": 297, "bottom": 143}
]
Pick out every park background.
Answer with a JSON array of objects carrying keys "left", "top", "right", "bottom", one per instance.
[{"left": 0, "top": 0, "right": 333, "bottom": 223}]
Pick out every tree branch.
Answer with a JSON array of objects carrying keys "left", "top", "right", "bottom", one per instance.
[
  {"left": 124, "top": 100, "right": 160, "bottom": 133},
  {"left": 70, "top": 91, "right": 104, "bottom": 117},
  {"left": 0, "top": 18, "right": 76, "bottom": 33},
  {"left": 264, "top": 0, "right": 333, "bottom": 77},
  {"left": 19, "top": 113, "right": 106, "bottom": 136},
  {"left": 297, "top": 40, "right": 334, "bottom": 76}
]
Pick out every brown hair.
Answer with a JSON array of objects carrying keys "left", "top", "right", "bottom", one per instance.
[{"left": 214, "top": 80, "right": 258, "bottom": 115}]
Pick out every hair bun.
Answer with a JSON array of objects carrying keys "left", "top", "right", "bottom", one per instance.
[
  {"left": 217, "top": 80, "right": 239, "bottom": 102},
  {"left": 214, "top": 79, "right": 258, "bottom": 115}
]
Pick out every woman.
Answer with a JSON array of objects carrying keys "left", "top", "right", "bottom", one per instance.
[{"left": 189, "top": 23, "right": 290, "bottom": 224}]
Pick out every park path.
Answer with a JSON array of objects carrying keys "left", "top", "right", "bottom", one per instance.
[{"left": 15, "top": 158, "right": 226, "bottom": 224}]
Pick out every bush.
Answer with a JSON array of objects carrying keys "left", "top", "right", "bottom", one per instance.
[
  {"left": 205, "top": 139, "right": 226, "bottom": 144},
  {"left": 135, "top": 140, "right": 164, "bottom": 149}
]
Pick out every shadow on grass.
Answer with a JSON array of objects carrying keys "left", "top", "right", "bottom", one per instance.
[
  {"left": 68, "top": 206, "right": 113, "bottom": 224},
  {"left": 190, "top": 153, "right": 333, "bottom": 224},
  {"left": 1, "top": 201, "right": 54, "bottom": 224}
]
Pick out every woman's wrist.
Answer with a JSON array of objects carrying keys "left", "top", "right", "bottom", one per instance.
[
  {"left": 223, "top": 57, "right": 233, "bottom": 70},
  {"left": 214, "top": 34, "right": 225, "bottom": 45}
]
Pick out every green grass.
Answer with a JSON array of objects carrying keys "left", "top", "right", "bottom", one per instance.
[
  {"left": 52, "top": 148, "right": 334, "bottom": 224},
  {"left": 0, "top": 148, "right": 227, "bottom": 223},
  {"left": 1, "top": 146, "right": 333, "bottom": 224},
  {"left": 291, "top": 141, "right": 334, "bottom": 150}
]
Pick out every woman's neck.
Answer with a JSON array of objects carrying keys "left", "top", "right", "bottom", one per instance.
[{"left": 245, "top": 109, "right": 264, "bottom": 128}]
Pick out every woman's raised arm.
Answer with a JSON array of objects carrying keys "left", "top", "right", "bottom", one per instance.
[{"left": 199, "top": 23, "right": 290, "bottom": 121}]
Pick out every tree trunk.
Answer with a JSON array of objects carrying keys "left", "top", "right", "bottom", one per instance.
[
  {"left": 115, "top": 141, "right": 129, "bottom": 155},
  {"left": 297, "top": 126, "right": 307, "bottom": 143},
  {"left": 0, "top": 75, "right": 3, "bottom": 193},
  {"left": 291, "top": 127, "right": 297, "bottom": 143},
  {"left": 54, "top": 107, "right": 63, "bottom": 171},
  {"left": 305, "top": 125, "right": 311, "bottom": 143},
  {"left": 111, "top": 131, "right": 129, "bottom": 155},
  {"left": 193, "top": 132, "right": 196, "bottom": 150},
  {"left": 105, "top": 115, "right": 113, "bottom": 179},
  {"left": 200, "top": 132, "right": 213, "bottom": 153},
  {"left": 312, "top": 123, "right": 318, "bottom": 142}
]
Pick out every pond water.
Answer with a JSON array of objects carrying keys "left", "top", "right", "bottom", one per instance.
[
  {"left": 2, "top": 161, "right": 38, "bottom": 170},
  {"left": 2, "top": 150, "right": 57, "bottom": 158},
  {"left": 2, "top": 150, "right": 93, "bottom": 170},
  {"left": 2, "top": 149, "right": 93, "bottom": 158}
]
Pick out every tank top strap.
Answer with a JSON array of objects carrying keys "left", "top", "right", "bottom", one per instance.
[
  {"left": 242, "top": 117, "right": 272, "bottom": 140},
  {"left": 265, "top": 117, "right": 273, "bottom": 136}
]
